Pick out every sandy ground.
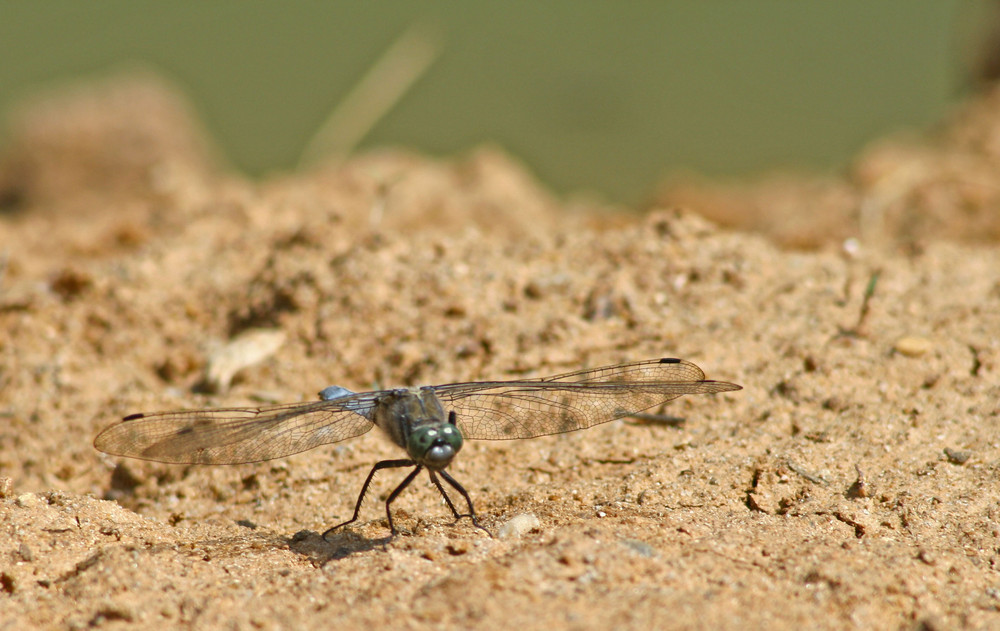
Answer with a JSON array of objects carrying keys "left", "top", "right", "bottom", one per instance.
[{"left": 1, "top": 74, "right": 999, "bottom": 630}]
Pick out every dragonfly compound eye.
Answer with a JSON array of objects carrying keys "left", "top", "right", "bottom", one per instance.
[{"left": 408, "top": 425, "right": 463, "bottom": 469}]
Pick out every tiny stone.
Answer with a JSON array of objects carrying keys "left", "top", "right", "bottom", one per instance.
[
  {"left": 98, "top": 521, "right": 120, "bottom": 537},
  {"left": 93, "top": 603, "right": 135, "bottom": 623},
  {"left": 847, "top": 464, "right": 869, "bottom": 499},
  {"left": 895, "top": 336, "right": 933, "bottom": 358},
  {"left": 18, "top": 543, "right": 33, "bottom": 562},
  {"left": 523, "top": 282, "right": 543, "bottom": 299},
  {"left": 621, "top": 539, "right": 657, "bottom": 558},
  {"left": 203, "top": 328, "right": 286, "bottom": 393},
  {"left": 917, "top": 548, "right": 937, "bottom": 566},
  {"left": 15, "top": 493, "right": 39, "bottom": 509},
  {"left": 498, "top": 513, "right": 541, "bottom": 539},
  {"left": 944, "top": 448, "right": 971, "bottom": 465},
  {"left": 0, "top": 477, "right": 13, "bottom": 498},
  {"left": 636, "top": 489, "right": 661, "bottom": 505},
  {"left": 445, "top": 542, "right": 469, "bottom": 556}
]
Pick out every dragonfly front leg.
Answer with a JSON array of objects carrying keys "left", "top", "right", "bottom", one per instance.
[
  {"left": 383, "top": 465, "right": 424, "bottom": 537},
  {"left": 437, "top": 469, "right": 492, "bottom": 537},
  {"left": 428, "top": 470, "right": 463, "bottom": 519},
  {"left": 322, "top": 458, "right": 414, "bottom": 541}
]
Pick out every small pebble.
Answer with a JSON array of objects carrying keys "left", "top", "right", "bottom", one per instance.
[
  {"left": 0, "top": 477, "right": 12, "bottom": 498},
  {"left": 15, "top": 493, "right": 39, "bottom": 509},
  {"left": 842, "top": 237, "right": 861, "bottom": 258},
  {"left": 203, "top": 328, "right": 286, "bottom": 392},
  {"left": 498, "top": 513, "right": 541, "bottom": 539},
  {"left": 944, "top": 447, "right": 971, "bottom": 465},
  {"left": 620, "top": 539, "right": 657, "bottom": 558},
  {"left": 917, "top": 548, "right": 937, "bottom": 566},
  {"left": 847, "top": 465, "right": 869, "bottom": 499},
  {"left": 895, "top": 336, "right": 933, "bottom": 358},
  {"left": 98, "top": 521, "right": 120, "bottom": 537}
]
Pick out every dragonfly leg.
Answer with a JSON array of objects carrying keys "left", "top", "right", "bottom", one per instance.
[
  {"left": 438, "top": 469, "right": 493, "bottom": 538},
  {"left": 428, "top": 470, "right": 463, "bottom": 519},
  {"left": 383, "top": 465, "right": 424, "bottom": 537},
  {"left": 322, "top": 458, "right": 414, "bottom": 541}
]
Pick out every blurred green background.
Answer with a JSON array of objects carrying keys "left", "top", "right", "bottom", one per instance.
[{"left": 0, "top": 1, "right": 994, "bottom": 204}]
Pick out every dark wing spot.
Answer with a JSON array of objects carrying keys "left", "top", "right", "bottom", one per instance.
[
  {"left": 659, "top": 358, "right": 681, "bottom": 364},
  {"left": 122, "top": 413, "right": 146, "bottom": 421}
]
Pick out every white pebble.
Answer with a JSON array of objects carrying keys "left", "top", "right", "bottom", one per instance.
[
  {"left": 15, "top": 493, "right": 39, "bottom": 509},
  {"left": 498, "top": 513, "right": 541, "bottom": 539},
  {"left": 204, "top": 328, "right": 286, "bottom": 392},
  {"left": 895, "top": 336, "right": 933, "bottom": 358}
]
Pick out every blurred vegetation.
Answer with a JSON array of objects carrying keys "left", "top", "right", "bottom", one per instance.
[{"left": 0, "top": 1, "right": 993, "bottom": 204}]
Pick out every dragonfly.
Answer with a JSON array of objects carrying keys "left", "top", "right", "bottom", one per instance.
[{"left": 94, "top": 357, "right": 741, "bottom": 539}]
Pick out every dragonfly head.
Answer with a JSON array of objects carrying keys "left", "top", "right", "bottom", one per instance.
[{"left": 407, "top": 421, "right": 463, "bottom": 470}]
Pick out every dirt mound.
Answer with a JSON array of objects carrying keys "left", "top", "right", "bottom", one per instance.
[
  {"left": 655, "top": 84, "right": 1000, "bottom": 249},
  {"left": 1, "top": 74, "right": 998, "bottom": 630}
]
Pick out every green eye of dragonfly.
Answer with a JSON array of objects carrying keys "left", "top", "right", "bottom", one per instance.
[{"left": 407, "top": 424, "right": 463, "bottom": 469}]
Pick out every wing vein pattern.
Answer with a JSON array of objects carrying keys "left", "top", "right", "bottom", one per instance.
[
  {"left": 94, "top": 358, "right": 740, "bottom": 464},
  {"left": 432, "top": 358, "right": 740, "bottom": 440},
  {"left": 94, "top": 396, "right": 379, "bottom": 465}
]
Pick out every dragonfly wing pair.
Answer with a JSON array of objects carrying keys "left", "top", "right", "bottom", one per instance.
[{"left": 94, "top": 358, "right": 740, "bottom": 465}]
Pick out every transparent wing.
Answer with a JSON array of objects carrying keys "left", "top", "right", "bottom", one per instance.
[
  {"left": 429, "top": 358, "right": 741, "bottom": 440},
  {"left": 94, "top": 394, "right": 381, "bottom": 465}
]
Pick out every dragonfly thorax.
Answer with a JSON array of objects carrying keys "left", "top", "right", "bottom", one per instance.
[{"left": 372, "top": 388, "right": 463, "bottom": 469}]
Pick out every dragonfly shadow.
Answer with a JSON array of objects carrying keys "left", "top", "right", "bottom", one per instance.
[{"left": 285, "top": 528, "right": 391, "bottom": 562}]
